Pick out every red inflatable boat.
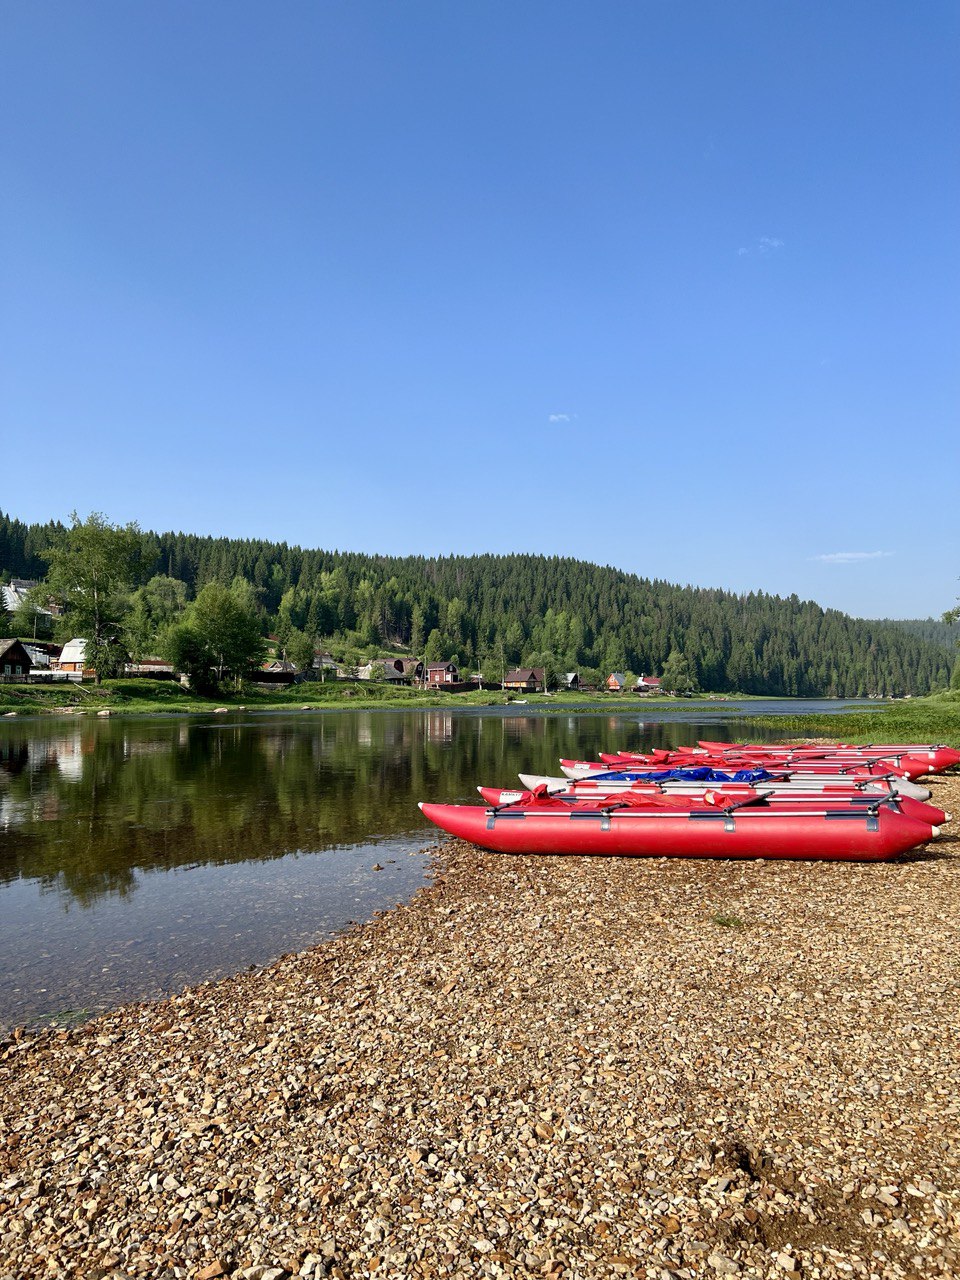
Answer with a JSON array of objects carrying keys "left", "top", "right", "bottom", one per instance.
[
  {"left": 475, "top": 784, "right": 948, "bottom": 828},
  {"left": 419, "top": 798, "right": 938, "bottom": 862}
]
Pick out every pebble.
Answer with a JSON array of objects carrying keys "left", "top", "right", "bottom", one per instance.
[{"left": 1, "top": 772, "right": 958, "bottom": 1279}]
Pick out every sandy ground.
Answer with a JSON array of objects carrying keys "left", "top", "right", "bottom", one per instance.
[{"left": 2, "top": 775, "right": 958, "bottom": 1280}]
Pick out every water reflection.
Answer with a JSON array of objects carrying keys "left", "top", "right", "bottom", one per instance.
[
  {"left": 0, "top": 704, "right": 861, "bottom": 1026},
  {"left": 0, "top": 706, "right": 841, "bottom": 907}
]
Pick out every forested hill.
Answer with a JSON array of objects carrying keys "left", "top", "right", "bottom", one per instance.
[
  {"left": 866, "top": 617, "right": 960, "bottom": 654},
  {"left": 0, "top": 510, "right": 952, "bottom": 697}
]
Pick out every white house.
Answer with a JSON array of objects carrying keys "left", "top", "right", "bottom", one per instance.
[{"left": 53, "top": 638, "right": 89, "bottom": 681}]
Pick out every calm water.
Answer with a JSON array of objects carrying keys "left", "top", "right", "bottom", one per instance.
[{"left": 0, "top": 701, "right": 877, "bottom": 1028}]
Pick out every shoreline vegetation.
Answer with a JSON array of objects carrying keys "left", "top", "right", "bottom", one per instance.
[
  {"left": 0, "top": 680, "right": 822, "bottom": 718},
  {"left": 2, "top": 679, "right": 959, "bottom": 746},
  {"left": 3, "top": 772, "right": 958, "bottom": 1278},
  {"left": 3, "top": 509, "right": 955, "bottom": 702}
]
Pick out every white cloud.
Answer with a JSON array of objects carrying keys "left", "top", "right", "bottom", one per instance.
[
  {"left": 812, "top": 551, "right": 893, "bottom": 564},
  {"left": 737, "top": 236, "right": 784, "bottom": 257},
  {"left": 548, "top": 413, "right": 576, "bottom": 423}
]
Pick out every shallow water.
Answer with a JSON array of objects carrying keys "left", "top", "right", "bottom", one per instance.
[{"left": 0, "top": 700, "right": 878, "bottom": 1028}]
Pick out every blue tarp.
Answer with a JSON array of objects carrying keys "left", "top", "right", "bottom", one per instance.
[{"left": 588, "top": 767, "right": 776, "bottom": 783}]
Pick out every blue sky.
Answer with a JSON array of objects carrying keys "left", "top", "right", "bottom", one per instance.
[{"left": 2, "top": 2, "right": 958, "bottom": 619}]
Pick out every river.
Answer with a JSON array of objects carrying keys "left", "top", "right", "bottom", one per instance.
[{"left": 0, "top": 700, "right": 877, "bottom": 1029}]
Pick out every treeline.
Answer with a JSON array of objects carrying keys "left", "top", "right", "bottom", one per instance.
[
  {"left": 0, "top": 509, "right": 953, "bottom": 696},
  {"left": 867, "top": 617, "right": 960, "bottom": 653}
]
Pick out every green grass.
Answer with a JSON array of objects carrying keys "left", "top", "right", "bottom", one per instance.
[
  {"left": 6, "top": 679, "right": 956, "bottom": 732},
  {"left": 750, "top": 691, "right": 960, "bottom": 747},
  {"left": 0, "top": 679, "right": 759, "bottom": 717},
  {"left": 28, "top": 1006, "right": 98, "bottom": 1030},
  {"left": 710, "top": 911, "right": 746, "bottom": 929}
]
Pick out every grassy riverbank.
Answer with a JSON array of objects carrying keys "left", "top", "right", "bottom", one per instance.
[
  {"left": 0, "top": 679, "right": 775, "bottom": 718},
  {"left": 5, "top": 678, "right": 958, "bottom": 757},
  {"left": 751, "top": 691, "right": 960, "bottom": 748}
]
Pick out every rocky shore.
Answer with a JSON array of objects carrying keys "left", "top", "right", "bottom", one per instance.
[{"left": 2, "top": 776, "right": 958, "bottom": 1280}]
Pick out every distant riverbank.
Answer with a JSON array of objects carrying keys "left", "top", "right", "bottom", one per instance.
[
  {"left": 0, "top": 678, "right": 826, "bottom": 719},
  {"left": 1, "top": 675, "right": 924, "bottom": 719},
  {"left": 5, "top": 678, "right": 959, "bottom": 748},
  {"left": 749, "top": 689, "right": 960, "bottom": 747}
]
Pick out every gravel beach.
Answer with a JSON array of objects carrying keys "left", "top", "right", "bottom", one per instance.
[{"left": 2, "top": 774, "right": 958, "bottom": 1280}]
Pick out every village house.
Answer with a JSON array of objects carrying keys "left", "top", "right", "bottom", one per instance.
[
  {"left": 123, "top": 657, "right": 176, "bottom": 679},
  {"left": 253, "top": 658, "right": 299, "bottom": 684},
  {"left": 52, "top": 638, "right": 93, "bottom": 681},
  {"left": 0, "top": 579, "right": 36, "bottom": 612},
  {"left": 504, "top": 667, "right": 544, "bottom": 693},
  {"left": 635, "top": 673, "right": 661, "bottom": 694},
  {"left": 426, "top": 662, "right": 459, "bottom": 686},
  {"left": 358, "top": 660, "right": 406, "bottom": 683},
  {"left": 23, "top": 642, "right": 54, "bottom": 669},
  {"left": 312, "top": 652, "right": 343, "bottom": 678},
  {"left": 606, "top": 672, "right": 627, "bottom": 692},
  {"left": 371, "top": 657, "right": 424, "bottom": 684},
  {"left": 0, "top": 638, "right": 33, "bottom": 679},
  {"left": 0, "top": 578, "right": 59, "bottom": 626},
  {"left": 561, "top": 672, "right": 579, "bottom": 690}
]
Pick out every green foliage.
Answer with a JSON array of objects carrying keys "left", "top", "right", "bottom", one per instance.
[
  {"left": 126, "top": 575, "right": 189, "bottom": 660},
  {"left": 2, "top": 509, "right": 955, "bottom": 698},
  {"left": 42, "top": 512, "right": 147, "bottom": 683},
  {"left": 872, "top": 615, "right": 960, "bottom": 651},
  {"left": 660, "top": 649, "right": 699, "bottom": 694},
  {"left": 10, "top": 586, "right": 53, "bottom": 640},
  {"left": 711, "top": 911, "right": 745, "bottom": 929},
  {"left": 159, "top": 622, "right": 218, "bottom": 694},
  {"left": 286, "top": 628, "right": 316, "bottom": 672},
  {"left": 943, "top": 579, "right": 958, "bottom": 627},
  {"left": 182, "top": 580, "right": 266, "bottom": 688},
  {"left": 0, "top": 511, "right": 66, "bottom": 580},
  {"left": 751, "top": 696, "right": 960, "bottom": 748}
]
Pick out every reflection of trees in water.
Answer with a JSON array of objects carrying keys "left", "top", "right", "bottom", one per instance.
[
  {"left": 0, "top": 741, "right": 30, "bottom": 776},
  {"left": 0, "top": 712, "right": 774, "bottom": 907}
]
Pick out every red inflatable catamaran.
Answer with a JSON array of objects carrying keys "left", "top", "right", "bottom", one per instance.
[
  {"left": 419, "top": 796, "right": 938, "bottom": 862},
  {"left": 418, "top": 739, "right": 954, "bottom": 861}
]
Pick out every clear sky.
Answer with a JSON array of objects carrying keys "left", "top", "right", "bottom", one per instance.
[{"left": 2, "top": 2, "right": 958, "bottom": 619}]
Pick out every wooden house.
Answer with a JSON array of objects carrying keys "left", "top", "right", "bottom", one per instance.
[
  {"left": 635, "top": 673, "right": 662, "bottom": 694},
  {"left": 0, "top": 638, "right": 33, "bottom": 679},
  {"left": 504, "top": 668, "right": 544, "bottom": 693},
  {"left": 253, "top": 659, "right": 298, "bottom": 684},
  {"left": 123, "top": 658, "right": 176, "bottom": 679},
  {"left": 427, "top": 662, "right": 459, "bottom": 686},
  {"left": 358, "top": 660, "right": 406, "bottom": 683},
  {"left": 53, "top": 638, "right": 92, "bottom": 680},
  {"left": 606, "top": 672, "right": 627, "bottom": 692},
  {"left": 312, "top": 652, "right": 342, "bottom": 677},
  {"left": 23, "top": 643, "right": 52, "bottom": 669}
]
